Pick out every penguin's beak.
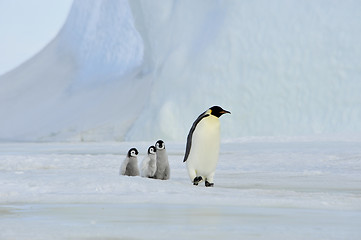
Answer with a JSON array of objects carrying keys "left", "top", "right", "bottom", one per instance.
[{"left": 220, "top": 109, "right": 231, "bottom": 115}]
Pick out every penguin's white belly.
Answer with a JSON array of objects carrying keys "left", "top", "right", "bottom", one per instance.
[{"left": 187, "top": 116, "right": 220, "bottom": 176}]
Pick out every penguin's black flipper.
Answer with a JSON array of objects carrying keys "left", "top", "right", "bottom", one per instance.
[{"left": 183, "top": 111, "right": 209, "bottom": 162}]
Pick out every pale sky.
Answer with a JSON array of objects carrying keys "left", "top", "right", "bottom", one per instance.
[{"left": 0, "top": 0, "right": 73, "bottom": 75}]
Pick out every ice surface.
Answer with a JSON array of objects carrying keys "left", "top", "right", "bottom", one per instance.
[
  {"left": 1, "top": 0, "right": 361, "bottom": 141},
  {"left": 0, "top": 139, "right": 361, "bottom": 239}
]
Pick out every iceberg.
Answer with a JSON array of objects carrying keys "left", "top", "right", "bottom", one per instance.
[{"left": 0, "top": 0, "right": 360, "bottom": 141}]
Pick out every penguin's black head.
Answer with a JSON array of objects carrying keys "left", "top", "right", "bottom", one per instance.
[
  {"left": 148, "top": 146, "right": 156, "bottom": 154},
  {"left": 128, "top": 148, "right": 138, "bottom": 157},
  {"left": 209, "top": 106, "right": 231, "bottom": 118},
  {"left": 155, "top": 140, "right": 165, "bottom": 150}
]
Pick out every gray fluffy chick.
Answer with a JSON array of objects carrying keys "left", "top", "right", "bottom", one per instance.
[
  {"left": 120, "top": 148, "right": 140, "bottom": 176},
  {"left": 140, "top": 145, "right": 157, "bottom": 178},
  {"left": 153, "top": 140, "right": 170, "bottom": 180}
]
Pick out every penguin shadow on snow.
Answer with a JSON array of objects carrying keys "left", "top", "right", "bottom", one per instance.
[{"left": 120, "top": 140, "right": 170, "bottom": 180}]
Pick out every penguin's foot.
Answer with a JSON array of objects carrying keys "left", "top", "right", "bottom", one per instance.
[
  {"left": 193, "top": 176, "right": 203, "bottom": 185},
  {"left": 205, "top": 181, "right": 214, "bottom": 187}
]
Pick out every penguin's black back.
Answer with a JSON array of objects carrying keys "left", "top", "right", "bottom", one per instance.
[{"left": 183, "top": 110, "right": 209, "bottom": 162}]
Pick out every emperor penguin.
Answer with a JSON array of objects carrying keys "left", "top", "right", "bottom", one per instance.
[
  {"left": 183, "top": 106, "right": 230, "bottom": 187},
  {"left": 120, "top": 148, "right": 140, "bottom": 176},
  {"left": 140, "top": 145, "right": 157, "bottom": 178},
  {"left": 154, "top": 140, "right": 170, "bottom": 180}
]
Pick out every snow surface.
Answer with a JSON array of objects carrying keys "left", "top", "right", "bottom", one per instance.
[
  {"left": 1, "top": 139, "right": 361, "bottom": 239},
  {"left": 1, "top": 0, "right": 361, "bottom": 141}
]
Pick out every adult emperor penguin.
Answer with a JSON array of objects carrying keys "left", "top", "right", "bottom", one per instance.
[
  {"left": 120, "top": 148, "right": 140, "bottom": 176},
  {"left": 183, "top": 106, "right": 230, "bottom": 187},
  {"left": 154, "top": 140, "right": 170, "bottom": 180},
  {"left": 140, "top": 145, "right": 157, "bottom": 178}
]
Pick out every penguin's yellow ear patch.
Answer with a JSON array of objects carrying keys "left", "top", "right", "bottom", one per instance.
[{"left": 207, "top": 109, "right": 212, "bottom": 115}]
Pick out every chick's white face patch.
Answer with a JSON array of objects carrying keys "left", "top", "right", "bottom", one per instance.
[
  {"left": 130, "top": 150, "right": 137, "bottom": 157},
  {"left": 156, "top": 142, "right": 165, "bottom": 150}
]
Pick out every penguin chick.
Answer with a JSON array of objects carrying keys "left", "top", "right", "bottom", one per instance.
[
  {"left": 140, "top": 146, "right": 157, "bottom": 178},
  {"left": 183, "top": 106, "right": 230, "bottom": 187},
  {"left": 154, "top": 140, "right": 170, "bottom": 180},
  {"left": 120, "top": 148, "right": 140, "bottom": 176}
]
